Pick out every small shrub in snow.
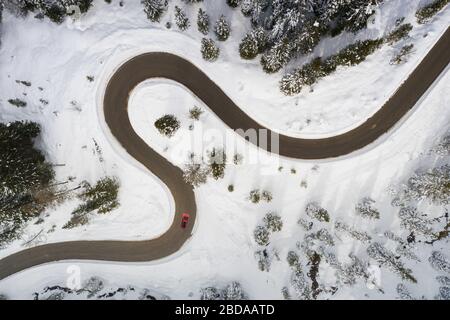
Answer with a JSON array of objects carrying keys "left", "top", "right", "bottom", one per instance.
[
  {"left": 254, "top": 225, "right": 270, "bottom": 246},
  {"left": 249, "top": 189, "right": 261, "bottom": 203},
  {"left": 8, "top": 98, "right": 27, "bottom": 108},
  {"left": 398, "top": 207, "right": 433, "bottom": 236},
  {"left": 305, "top": 202, "right": 330, "bottom": 223},
  {"left": 227, "top": 184, "right": 234, "bottom": 192},
  {"left": 429, "top": 251, "right": 450, "bottom": 274},
  {"left": 334, "top": 221, "right": 371, "bottom": 243},
  {"left": 183, "top": 161, "right": 210, "bottom": 187},
  {"left": 416, "top": 0, "right": 449, "bottom": 24},
  {"left": 207, "top": 148, "right": 226, "bottom": 180},
  {"left": 200, "top": 287, "right": 220, "bottom": 300},
  {"left": 226, "top": 0, "right": 241, "bottom": 8},
  {"left": 355, "top": 197, "right": 380, "bottom": 219},
  {"left": 201, "top": 38, "right": 219, "bottom": 62},
  {"left": 298, "top": 218, "right": 313, "bottom": 231},
  {"left": 72, "top": 177, "right": 120, "bottom": 216},
  {"left": 436, "top": 276, "right": 450, "bottom": 286},
  {"left": 222, "top": 282, "right": 247, "bottom": 300},
  {"left": 431, "top": 133, "right": 450, "bottom": 156},
  {"left": 233, "top": 153, "right": 243, "bottom": 165},
  {"left": 174, "top": 6, "right": 189, "bottom": 31},
  {"left": 287, "top": 251, "right": 299, "bottom": 268},
  {"left": 263, "top": 212, "right": 283, "bottom": 232},
  {"left": 403, "top": 165, "right": 450, "bottom": 205},
  {"left": 141, "top": 0, "right": 168, "bottom": 22},
  {"left": 396, "top": 283, "right": 415, "bottom": 300},
  {"left": 437, "top": 286, "right": 450, "bottom": 300},
  {"left": 261, "top": 190, "right": 273, "bottom": 202},
  {"left": 214, "top": 15, "right": 230, "bottom": 41},
  {"left": 189, "top": 106, "right": 203, "bottom": 120},
  {"left": 197, "top": 8, "right": 209, "bottom": 35},
  {"left": 255, "top": 249, "right": 271, "bottom": 271},
  {"left": 390, "top": 44, "right": 414, "bottom": 65},
  {"left": 384, "top": 23, "right": 413, "bottom": 44},
  {"left": 367, "top": 242, "right": 417, "bottom": 283},
  {"left": 154, "top": 114, "right": 180, "bottom": 137}
]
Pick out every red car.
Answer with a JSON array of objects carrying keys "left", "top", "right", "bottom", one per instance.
[{"left": 181, "top": 213, "right": 190, "bottom": 228}]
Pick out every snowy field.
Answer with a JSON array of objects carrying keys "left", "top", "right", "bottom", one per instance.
[{"left": 0, "top": 0, "right": 449, "bottom": 299}]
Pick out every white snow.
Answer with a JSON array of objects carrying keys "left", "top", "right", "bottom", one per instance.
[{"left": 0, "top": 0, "right": 449, "bottom": 299}]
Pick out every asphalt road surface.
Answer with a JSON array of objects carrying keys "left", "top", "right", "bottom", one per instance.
[{"left": 0, "top": 27, "right": 448, "bottom": 281}]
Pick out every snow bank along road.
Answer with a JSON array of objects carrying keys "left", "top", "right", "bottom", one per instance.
[{"left": 0, "top": 27, "right": 449, "bottom": 281}]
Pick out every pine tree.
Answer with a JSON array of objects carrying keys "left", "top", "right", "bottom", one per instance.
[
  {"left": 200, "top": 38, "right": 219, "bottom": 62},
  {"left": 141, "top": 0, "right": 168, "bottom": 22},
  {"left": 263, "top": 212, "right": 283, "bottom": 232},
  {"left": 254, "top": 225, "right": 270, "bottom": 246},
  {"left": 367, "top": 242, "right": 417, "bottom": 283},
  {"left": 305, "top": 202, "right": 330, "bottom": 223},
  {"left": 239, "top": 27, "right": 267, "bottom": 60},
  {"left": 174, "top": 6, "right": 189, "bottom": 31},
  {"left": 214, "top": 15, "right": 230, "bottom": 41},
  {"left": 208, "top": 148, "right": 226, "bottom": 180},
  {"left": 226, "top": 0, "right": 241, "bottom": 8},
  {"left": 154, "top": 114, "right": 180, "bottom": 137},
  {"left": 197, "top": 8, "right": 209, "bottom": 35},
  {"left": 222, "top": 282, "right": 247, "bottom": 300},
  {"left": 429, "top": 251, "right": 450, "bottom": 274},
  {"left": 183, "top": 161, "right": 210, "bottom": 187},
  {"left": 355, "top": 197, "right": 380, "bottom": 219},
  {"left": 260, "top": 38, "right": 291, "bottom": 73}
]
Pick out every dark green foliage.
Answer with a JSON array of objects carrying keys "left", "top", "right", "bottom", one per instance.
[
  {"left": 8, "top": 98, "right": 27, "bottom": 108},
  {"left": 174, "top": 6, "right": 189, "bottom": 31},
  {"left": 201, "top": 37, "right": 219, "bottom": 61},
  {"left": 141, "top": 0, "right": 168, "bottom": 22},
  {"left": 208, "top": 148, "right": 226, "bottom": 180},
  {"left": 154, "top": 114, "right": 180, "bottom": 137},
  {"left": 73, "top": 177, "right": 120, "bottom": 216},
  {"left": 385, "top": 23, "right": 413, "bottom": 44},
  {"left": 416, "top": 0, "right": 449, "bottom": 24},
  {"left": 239, "top": 27, "right": 267, "bottom": 60},
  {"left": 5, "top": 0, "right": 93, "bottom": 24},
  {"left": 214, "top": 15, "right": 230, "bottom": 41},
  {"left": 197, "top": 8, "right": 209, "bottom": 35},
  {"left": 226, "top": 0, "right": 241, "bottom": 8},
  {"left": 0, "top": 121, "right": 54, "bottom": 245},
  {"left": 280, "top": 38, "right": 383, "bottom": 95}
]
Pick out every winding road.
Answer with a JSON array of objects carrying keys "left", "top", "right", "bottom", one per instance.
[{"left": 0, "top": 27, "right": 449, "bottom": 281}]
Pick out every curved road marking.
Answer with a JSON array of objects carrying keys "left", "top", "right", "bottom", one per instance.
[{"left": 0, "top": 28, "right": 449, "bottom": 281}]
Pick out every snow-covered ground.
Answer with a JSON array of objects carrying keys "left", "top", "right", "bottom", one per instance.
[{"left": 0, "top": 0, "right": 449, "bottom": 299}]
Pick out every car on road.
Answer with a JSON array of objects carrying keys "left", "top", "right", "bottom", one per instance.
[{"left": 181, "top": 213, "right": 190, "bottom": 228}]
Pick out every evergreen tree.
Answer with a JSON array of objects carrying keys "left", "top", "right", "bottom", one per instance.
[
  {"left": 260, "top": 38, "right": 291, "bottom": 73},
  {"left": 222, "top": 282, "right": 247, "bottom": 300},
  {"left": 208, "top": 148, "right": 226, "bottom": 180},
  {"left": 200, "top": 38, "right": 219, "bottom": 62},
  {"left": 197, "top": 8, "right": 209, "bottom": 35},
  {"left": 263, "top": 212, "right": 283, "bottom": 232},
  {"left": 305, "top": 202, "right": 330, "bottom": 223},
  {"left": 226, "top": 0, "right": 241, "bottom": 8},
  {"left": 239, "top": 27, "right": 267, "bottom": 60},
  {"left": 214, "top": 15, "right": 230, "bottom": 41},
  {"left": 154, "top": 114, "right": 180, "bottom": 137},
  {"left": 174, "top": 6, "right": 189, "bottom": 31},
  {"left": 183, "top": 161, "right": 210, "bottom": 187},
  {"left": 254, "top": 225, "right": 270, "bottom": 246},
  {"left": 355, "top": 197, "right": 380, "bottom": 219},
  {"left": 141, "top": 0, "right": 168, "bottom": 22},
  {"left": 429, "top": 251, "right": 450, "bottom": 274},
  {"left": 367, "top": 242, "right": 417, "bottom": 283}
]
